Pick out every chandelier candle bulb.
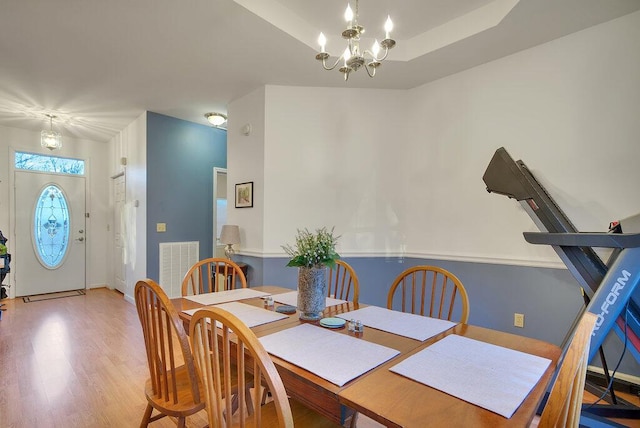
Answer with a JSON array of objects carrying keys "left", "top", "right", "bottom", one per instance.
[
  {"left": 385, "top": 15, "right": 393, "bottom": 39},
  {"left": 318, "top": 32, "right": 326, "bottom": 52},
  {"left": 372, "top": 40, "right": 380, "bottom": 57},
  {"left": 345, "top": 3, "right": 354, "bottom": 27}
]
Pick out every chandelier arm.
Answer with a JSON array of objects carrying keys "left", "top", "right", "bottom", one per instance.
[
  {"left": 321, "top": 55, "right": 344, "bottom": 71},
  {"left": 378, "top": 47, "right": 390, "bottom": 62},
  {"left": 364, "top": 64, "right": 376, "bottom": 78},
  {"left": 364, "top": 46, "right": 390, "bottom": 62}
]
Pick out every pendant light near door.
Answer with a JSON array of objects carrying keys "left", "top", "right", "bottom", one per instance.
[{"left": 41, "top": 114, "right": 63, "bottom": 151}]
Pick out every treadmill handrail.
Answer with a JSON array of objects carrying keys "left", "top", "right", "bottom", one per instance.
[{"left": 524, "top": 232, "right": 640, "bottom": 249}]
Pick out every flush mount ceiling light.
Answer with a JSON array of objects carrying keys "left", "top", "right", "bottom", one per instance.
[
  {"left": 41, "top": 114, "right": 63, "bottom": 151},
  {"left": 205, "top": 112, "right": 227, "bottom": 127},
  {"left": 316, "top": 0, "right": 396, "bottom": 81}
]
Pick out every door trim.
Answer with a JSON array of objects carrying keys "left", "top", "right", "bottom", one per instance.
[
  {"left": 213, "top": 167, "right": 227, "bottom": 256},
  {"left": 8, "top": 147, "right": 90, "bottom": 298}
]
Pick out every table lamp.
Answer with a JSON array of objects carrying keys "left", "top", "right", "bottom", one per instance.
[{"left": 220, "top": 225, "right": 240, "bottom": 260}]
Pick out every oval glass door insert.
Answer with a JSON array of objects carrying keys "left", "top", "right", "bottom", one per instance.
[{"left": 34, "top": 184, "right": 70, "bottom": 269}]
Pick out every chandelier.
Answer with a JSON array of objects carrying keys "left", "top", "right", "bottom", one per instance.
[
  {"left": 315, "top": 0, "right": 395, "bottom": 81},
  {"left": 41, "top": 114, "right": 62, "bottom": 151}
]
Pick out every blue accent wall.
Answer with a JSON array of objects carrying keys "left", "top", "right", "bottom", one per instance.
[
  {"left": 146, "top": 112, "right": 227, "bottom": 281},
  {"left": 237, "top": 255, "right": 583, "bottom": 342}
]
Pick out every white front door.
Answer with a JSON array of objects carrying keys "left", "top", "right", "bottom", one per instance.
[{"left": 15, "top": 171, "right": 86, "bottom": 296}]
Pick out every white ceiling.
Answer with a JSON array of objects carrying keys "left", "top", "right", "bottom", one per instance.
[{"left": 1, "top": 0, "right": 638, "bottom": 143}]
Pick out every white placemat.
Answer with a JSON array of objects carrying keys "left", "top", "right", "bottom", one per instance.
[
  {"left": 337, "top": 306, "right": 456, "bottom": 341},
  {"left": 183, "top": 301, "right": 288, "bottom": 328},
  {"left": 272, "top": 291, "right": 347, "bottom": 308},
  {"left": 184, "top": 288, "right": 269, "bottom": 306},
  {"left": 390, "top": 334, "right": 551, "bottom": 418},
  {"left": 260, "top": 323, "right": 400, "bottom": 386}
]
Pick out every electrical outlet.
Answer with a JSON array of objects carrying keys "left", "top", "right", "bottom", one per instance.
[
  {"left": 514, "top": 313, "right": 525, "bottom": 328},
  {"left": 156, "top": 223, "right": 166, "bottom": 232}
]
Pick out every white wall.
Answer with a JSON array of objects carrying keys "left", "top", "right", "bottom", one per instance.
[
  {"left": 403, "top": 9, "right": 640, "bottom": 266},
  {"left": 0, "top": 124, "right": 109, "bottom": 296},
  {"left": 262, "top": 85, "right": 408, "bottom": 256},
  {"left": 107, "top": 112, "right": 147, "bottom": 302},
  {"left": 227, "top": 88, "right": 266, "bottom": 256},
  {"left": 228, "top": 10, "right": 640, "bottom": 267}
]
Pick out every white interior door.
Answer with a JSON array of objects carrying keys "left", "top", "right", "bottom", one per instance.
[
  {"left": 113, "top": 174, "right": 126, "bottom": 293},
  {"left": 15, "top": 171, "right": 86, "bottom": 296}
]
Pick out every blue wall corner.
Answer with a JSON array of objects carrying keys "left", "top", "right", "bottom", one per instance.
[{"left": 146, "top": 111, "right": 227, "bottom": 281}]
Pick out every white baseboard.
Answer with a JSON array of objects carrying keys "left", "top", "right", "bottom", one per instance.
[{"left": 587, "top": 365, "right": 640, "bottom": 386}]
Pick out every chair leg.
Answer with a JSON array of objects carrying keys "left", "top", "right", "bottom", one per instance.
[
  {"left": 177, "top": 416, "right": 186, "bottom": 428},
  {"left": 261, "top": 387, "right": 271, "bottom": 405},
  {"left": 140, "top": 403, "right": 153, "bottom": 428},
  {"left": 230, "top": 393, "right": 240, "bottom": 414},
  {"left": 349, "top": 412, "right": 359, "bottom": 428},
  {"left": 245, "top": 383, "right": 254, "bottom": 416}
]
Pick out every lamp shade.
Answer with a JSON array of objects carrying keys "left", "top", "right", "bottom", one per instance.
[{"left": 220, "top": 225, "right": 240, "bottom": 245}]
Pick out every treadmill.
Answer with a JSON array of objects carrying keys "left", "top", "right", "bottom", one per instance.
[{"left": 482, "top": 147, "right": 640, "bottom": 425}]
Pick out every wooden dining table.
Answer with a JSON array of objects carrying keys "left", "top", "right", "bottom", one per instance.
[{"left": 172, "top": 286, "right": 561, "bottom": 428}]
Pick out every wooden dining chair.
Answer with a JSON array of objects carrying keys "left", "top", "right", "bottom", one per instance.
[
  {"left": 535, "top": 312, "right": 597, "bottom": 428},
  {"left": 182, "top": 258, "right": 247, "bottom": 296},
  {"left": 134, "top": 278, "right": 205, "bottom": 428},
  {"left": 327, "top": 259, "right": 360, "bottom": 304},
  {"left": 387, "top": 265, "right": 470, "bottom": 323},
  {"left": 190, "top": 307, "right": 342, "bottom": 428}
]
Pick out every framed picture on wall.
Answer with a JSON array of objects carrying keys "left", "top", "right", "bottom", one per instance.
[{"left": 235, "top": 182, "right": 254, "bottom": 208}]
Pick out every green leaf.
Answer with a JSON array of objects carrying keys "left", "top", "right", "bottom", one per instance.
[{"left": 282, "top": 227, "right": 340, "bottom": 268}]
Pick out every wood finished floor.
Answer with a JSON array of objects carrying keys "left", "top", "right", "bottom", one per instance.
[
  {"left": 0, "top": 288, "right": 384, "bottom": 428},
  {"left": 1, "top": 288, "right": 637, "bottom": 427},
  {"left": 582, "top": 389, "right": 640, "bottom": 427}
]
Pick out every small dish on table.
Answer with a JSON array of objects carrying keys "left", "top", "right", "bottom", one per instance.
[{"left": 319, "top": 317, "right": 346, "bottom": 329}]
